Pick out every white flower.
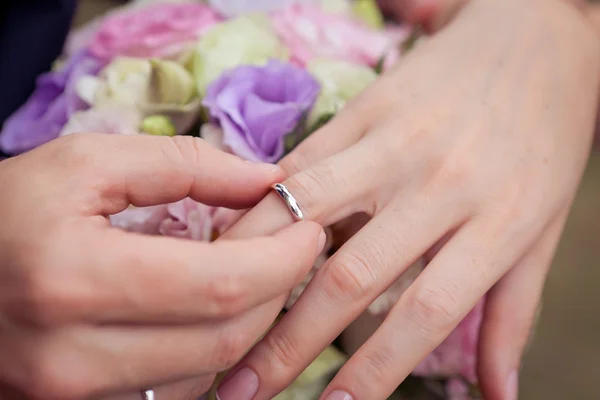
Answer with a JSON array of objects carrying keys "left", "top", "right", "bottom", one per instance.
[{"left": 192, "top": 14, "right": 289, "bottom": 94}]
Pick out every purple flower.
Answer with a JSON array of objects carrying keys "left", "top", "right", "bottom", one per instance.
[
  {"left": 203, "top": 60, "right": 320, "bottom": 163},
  {"left": 0, "top": 50, "right": 103, "bottom": 154}
]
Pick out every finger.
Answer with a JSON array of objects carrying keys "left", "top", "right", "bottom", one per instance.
[
  {"left": 3, "top": 303, "right": 277, "bottom": 399},
  {"left": 216, "top": 192, "right": 465, "bottom": 400},
  {"left": 218, "top": 91, "right": 376, "bottom": 239},
  {"left": 277, "top": 89, "right": 373, "bottom": 176},
  {"left": 46, "top": 134, "right": 284, "bottom": 214},
  {"left": 224, "top": 136, "right": 401, "bottom": 243},
  {"left": 8, "top": 221, "right": 324, "bottom": 324},
  {"left": 95, "top": 376, "right": 214, "bottom": 400},
  {"left": 319, "top": 216, "right": 539, "bottom": 400},
  {"left": 477, "top": 211, "right": 568, "bottom": 400}
]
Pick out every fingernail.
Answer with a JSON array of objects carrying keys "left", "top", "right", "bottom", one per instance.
[
  {"left": 317, "top": 229, "right": 327, "bottom": 255},
  {"left": 325, "top": 390, "right": 353, "bottom": 400},
  {"left": 506, "top": 370, "right": 519, "bottom": 400},
  {"left": 216, "top": 367, "right": 258, "bottom": 400}
]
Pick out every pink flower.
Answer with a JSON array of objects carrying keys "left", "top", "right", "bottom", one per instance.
[
  {"left": 89, "top": 3, "right": 222, "bottom": 61},
  {"left": 110, "top": 199, "right": 237, "bottom": 242},
  {"left": 412, "top": 298, "right": 486, "bottom": 383},
  {"left": 271, "top": 4, "right": 409, "bottom": 67},
  {"left": 110, "top": 205, "right": 169, "bottom": 235}
]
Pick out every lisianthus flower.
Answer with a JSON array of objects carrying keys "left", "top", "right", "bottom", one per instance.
[
  {"left": 60, "top": 106, "right": 142, "bottom": 136},
  {"left": 206, "top": 0, "right": 352, "bottom": 17},
  {"left": 159, "top": 199, "right": 217, "bottom": 241},
  {"left": 110, "top": 205, "right": 170, "bottom": 235},
  {"left": 307, "top": 58, "right": 377, "bottom": 127},
  {"left": 192, "top": 14, "right": 289, "bottom": 94},
  {"left": 271, "top": 3, "right": 409, "bottom": 67},
  {"left": 0, "top": 50, "right": 102, "bottom": 154},
  {"left": 89, "top": 2, "right": 221, "bottom": 61},
  {"left": 202, "top": 60, "right": 320, "bottom": 163},
  {"left": 110, "top": 199, "right": 237, "bottom": 242},
  {"left": 77, "top": 57, "right": 200, "bottom": 134}
]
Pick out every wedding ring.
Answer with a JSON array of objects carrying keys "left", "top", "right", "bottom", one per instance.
[
  {"left": 142, "top": 390, "right": 155, "bottom": 400},
  {"left": 272, "top": 183, "right": 304, "bottom": 221}
]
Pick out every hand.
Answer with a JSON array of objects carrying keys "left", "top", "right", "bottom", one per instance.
[
  {"left": 0, "top": 134, "right": 325, "bottom": 399},
  {"left": 378, "top": 0, "right": 587, "bottom": 32},
  {"left": 214, "top": 0, "right": 600, "bottom": 399}
]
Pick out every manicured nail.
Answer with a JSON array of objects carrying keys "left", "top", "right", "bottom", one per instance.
[
  {"left": 325, "top": 390, "right": 353, "bottom": 400},
  {"left": 317, "top": 229, "right": 327, "bottom": 255},
  {"left": 506, "top": 370, "right": 519, "bottom": 400},
  {"left": 216, "top": 367, "right": 258, "bottom": 400}
]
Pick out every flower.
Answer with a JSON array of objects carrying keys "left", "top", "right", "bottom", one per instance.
[
  {"left": 140, "top": 115, "right": 177, "bottom": 137},
  {"left": 110, "top": 205, "right": 169, "bottom": 235},
  {"left": 77, "top": 57, "right": 200, "bottom": 134},
  {"left": 159, "top": 199, "right": 216, "bottom": 240},
  {"left": 60, "top": 106, "right": 142, "bottom": 136},
  {"left": 206, "top": 0, "right": 352, "bottom": 18},
  {"left": 307, "top": 58, "right": 377, "bottom": 126},
  {"left": 89, "top": 2, "right": 221, "bottom": 61},
  {"left": 352, "top": 0, "right": 385, "bottom": 28},
  {"left": 192, "top": 14, "right": 289, "bottom": 94},
  {"left": 271, "top": 4, "right": 408, "bottom": 67},
  {"left": 412, "top": 299, "right": 485, "bottom": 383},
  {"left": 202, "top": 60, "right": 320, "bottom": 163},
  {"left": 110, "top": 199, "right": 237, "bottom": 241},
  {"left": 0, "top": 51, "right": 102, "bottom": 154}
]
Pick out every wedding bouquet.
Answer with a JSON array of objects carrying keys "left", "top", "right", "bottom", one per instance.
[{"left": 0, "top": 0, "right": 483, "bottom": 398}]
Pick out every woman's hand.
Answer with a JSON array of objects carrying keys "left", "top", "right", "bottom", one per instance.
[
  {"left": 0, "top": 134, "right": 325, "bottom": 399},
  {"left": 214, "top": 0, "right": 600, "bottom": 399}
]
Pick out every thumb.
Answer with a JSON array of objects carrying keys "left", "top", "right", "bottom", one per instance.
[{"left": 46, "top": 134, "right": 285, "bottom": 215}]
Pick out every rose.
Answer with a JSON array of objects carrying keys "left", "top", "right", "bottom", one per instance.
[
  {"left": 77, "top": 57, "right": 200, "bottom": 134},
  {"left": 271, "top": 3, "right": 409, "bottom": 67},
  {"left": 192, "top": 14, "right": 289, "bottom": 94},
  {"left": 307, "top": 58, "right": 377, "bottom": 126},
  {"left": 202, "top": 60, "right": 320, "bottom": 163},
  {"left": 0, "top": 50, "right": 102, "bottom": 154},
  {"left": 60, "top": 106, "right": 142, "bottom": 136},
  {"left": 89, "top": 2, "right": 222, "bottom": 61}
]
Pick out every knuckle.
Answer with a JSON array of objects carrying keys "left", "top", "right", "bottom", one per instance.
[
  {"left": 361, "top": 347, "right": 396, "bottom": 384},
  {"left": 323, "top": 249, "right": 379, "bottom": 301},
  {"left": 257, "top": 331, "right": 303, "bottom": 387},
  {"left": 279, "top": 151, "right": 310, "bottom": 175},
  {"left": 406, "top": 284, "right": 461, "bottom": 333},
  {"left": 433, "top": 157, "right": 475, "bottom": 190},
  {"left": 212, "top": 331, "right": 248, "bottom": 370},
  {"left": 204, "top": 274, "right": 247, "bottom": 317},
  {"left": 166, "top": 136, "right": 206, "bottom": 165}
]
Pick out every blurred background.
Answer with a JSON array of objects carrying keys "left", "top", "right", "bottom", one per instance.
[{"left": 74, "top": 1, "right": 600, "bottom": 398}]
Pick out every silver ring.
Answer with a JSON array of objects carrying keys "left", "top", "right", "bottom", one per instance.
[
  {"left": 272, "top": 183, "right": 304, "bottom": 221},
  {"left": 142, "top": 390, "right": 155, "bottom": 400}
]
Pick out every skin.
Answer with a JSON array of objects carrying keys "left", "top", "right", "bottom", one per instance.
[
  {"left": 213, "top": 0, "right": 600, "bottom": 399},
  {"left": 0, "top": 134, "right": 325, "bottom": 400}
]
